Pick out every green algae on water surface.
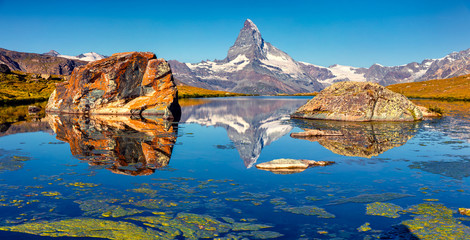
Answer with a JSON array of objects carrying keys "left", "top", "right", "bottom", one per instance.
[
  {"left": 281, "top": 205, "right": 335, "bottom": 218},
  {"left": 357, "top": 222, "right": 371, "bottom": 232},
  {"left": 401, "top": 203, "right": 470, "bottom": 239},
  {"left": 366, "top": 202, "right": 403, "bottom": 218},
  {"left": 0, "top": 155, "right": 31, "bottom": 172},
  {"left": 129, "top": 213, "right": 232, "bottom": 239},
  {"left": 0, "top": 218, "right": 162, "bottom": 240},
  {"left": 330, "top": 192, "right": 414, "bottom": 205},
  {"left": 101, "top": 206, "right": 143, "bottom": 218}
]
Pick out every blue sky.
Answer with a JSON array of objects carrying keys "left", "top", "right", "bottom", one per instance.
[{"left": 1, "top": 0, "right": 469, "bottom": 67}]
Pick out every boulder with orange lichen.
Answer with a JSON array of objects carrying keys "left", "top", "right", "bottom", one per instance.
[{"left": 46, "top": 52, "right": 181, "bottom": 120}]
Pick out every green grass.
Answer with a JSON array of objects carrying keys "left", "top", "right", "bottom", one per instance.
[
  {"left": 387, "top": 74, "right": 470, "bottom": 101},
  {"left": 177, "top": 85, "right": 251, "bottom": 98},
  {"left": 0, "top": 71, "right": 65, "bottom": 105}
]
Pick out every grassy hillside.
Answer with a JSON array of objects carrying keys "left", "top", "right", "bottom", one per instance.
[
  {"left": 177, "top": 85, "right": 250, "bottom": 98},
  {"left": 387, "top": 74, "right": 470, "bottom": 101},
  {"left": 0, "top": 71, "right": 65, "bottom": 105}
]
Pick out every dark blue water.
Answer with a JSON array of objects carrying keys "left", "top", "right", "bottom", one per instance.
[{"left": 0, "top": 96, "right": 469, "bottom": 239}]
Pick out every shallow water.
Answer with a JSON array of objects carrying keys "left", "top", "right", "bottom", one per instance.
[{"left": 0, "top": 97, "right": 469, "bottom": 239}]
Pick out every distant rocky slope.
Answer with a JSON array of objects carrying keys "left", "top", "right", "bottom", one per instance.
[
  {"left": 170, "top": 19, "right": 470, "bottom": 94},
  {"left": 0, "top": 48, "right": 87, "bottom": 75}
]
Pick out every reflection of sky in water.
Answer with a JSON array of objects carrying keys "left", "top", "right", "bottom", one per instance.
[{"left": 0, "top": 97, "right": 469, "bottom": 239}]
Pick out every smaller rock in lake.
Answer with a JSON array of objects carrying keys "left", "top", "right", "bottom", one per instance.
[
  {"left": 290, "top": 129, "right": 343, "bottom": 138},
  {"left": 459, "top": 208, "right": 470, "bottom": 216},
  {"left": 28, "top": 105, "right": 41, "bottom": 113},
  {"left": 255, "top": 158, "right": 334, "bottom": 174}
]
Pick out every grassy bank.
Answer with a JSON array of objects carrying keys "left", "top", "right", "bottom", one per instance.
[
  {"left": 387, "top": 74, "right": 470, "bottom": 101},
  {"left": 177, "top": 85, "right": 251, "bottom": 98},
  {"left": 276, "top": 92, "right": 317, "bottom": 97},
  {"left": 0, "top": 71, "right": 64, "bottom": 105}
]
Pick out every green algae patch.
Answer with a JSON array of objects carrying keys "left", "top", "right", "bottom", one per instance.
[
  {"left": 281, "top": 205, "right": 335, "bottom": 218},
  {"left": 67, "top": 182, "right": 99, "bottom": 188},
  {"left": 0, "top": 218, "right": 162, "bottom": 240},
  {"left": 128, "top": 188, "right": 158, "bottom": 197},
  {"left": 305, "top": 196, "right": 322, "bottom": 201},
  {"left": 357, "top": 222, "right": 371, "bottom": 232},
  {"left": 0, "top": 155, "right": 31, "bottom": 172},
  {"left": 40, "top": 191, "right": 61, "bottom": 197},
  {"left": 231, "top": 222, "right": 272, "bottom": 231},
  {"left": 401, "top": 203, "right": 470, "bottom": 239},
  {"left": 269, "top": 198, "right": 287, "bottom": 206},
  {"left": 366, "top": 202, "right": 403, "bottom": 218},
  {"left": 330, "top": 192, "right": 414, "bottom": 205},
  {"left": 101, "top": 206, "right": 143, "bottom": 218},
  {"left": 132, "top": 199, "right": 178, "bottom": 209},
  {"left": 129, "top": 213, "right": 232, "bottom": 239},
  {"left": 238, "top": 230, "right": 284, "bottom": 239}
]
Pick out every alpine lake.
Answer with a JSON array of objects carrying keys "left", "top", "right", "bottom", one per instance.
[{"left": 0, "top": 96, "right": 469, "bottom": 240}]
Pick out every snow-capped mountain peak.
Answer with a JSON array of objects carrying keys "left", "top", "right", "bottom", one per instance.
[
  {"left": 42, "top": 50, "right": 107, "bottom": 62},
  {"left": 43, "top": 50, "right": 60, "bottom": 57},
  {"left": 75, "top": 52, "right": 107, "bottom": 62}
]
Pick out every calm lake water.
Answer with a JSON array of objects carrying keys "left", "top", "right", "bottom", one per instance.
[{"left": 0, "top": 96, "right": 469, "bottom": 239}]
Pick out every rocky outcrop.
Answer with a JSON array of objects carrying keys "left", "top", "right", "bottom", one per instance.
[
  {"left": 47, "top": 115, "right": 177, "bottom": 176},
  {"left": 0, "top": 48, "right": 86, "bottom": 75},
  {"left": 0, "top": 64, "right": 10, "bottom": 73},
  {"left": 291, "top": 81, "right": 423, "bottom": 121},
  {"left": 255, "top": 158, "right": 334, "bottom": 174},
  {"left": 46, "top": 52, "right": 181, "bottom": 120}
]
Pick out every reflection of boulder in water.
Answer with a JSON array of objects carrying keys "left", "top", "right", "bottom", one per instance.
[
  {"left": 47, "top": 115, "right": 177, "bottom": 176},
  {"left": 180, "top": 98, "right": 308, "bottom": 168},
  {"left": 291, "top": 119, "right": 420, "bottom": 158}
]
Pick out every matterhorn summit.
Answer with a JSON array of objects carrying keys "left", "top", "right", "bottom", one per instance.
[{"left": 169, "top": 19, "right": 323, "bottom": 94}]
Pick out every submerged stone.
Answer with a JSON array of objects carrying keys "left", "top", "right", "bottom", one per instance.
[
  {"left": 459, "top": 208, "right": 470, "bottom": 216},
  {"left": 330, "top": 192, "right": 414, "bottom": 205},
  {"left": 291, "top": 81, "right": 423, "bottom": 121},
  {"left": 281, "top": 205, "right": 335, "bottom": 218}
]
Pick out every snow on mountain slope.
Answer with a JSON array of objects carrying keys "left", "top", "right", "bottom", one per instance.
[
  {"left": 43, "top": 50, "right": 107, "bottom": 62},
  {"left": 260, "top": 44, "right": 304, "bottom": 76},
  {"left": 60, "top": 52, "right": 107, "bottom": 62},
  {"left": 327, "top": 64, "right": 366, "bottom": 82},
  {"left": 187, "top": 54, "right": 250, "bottom": 74}
]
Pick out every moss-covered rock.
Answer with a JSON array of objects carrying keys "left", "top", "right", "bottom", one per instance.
[{"left": 291, "top": 81, "right": 423, "bottom": 121}]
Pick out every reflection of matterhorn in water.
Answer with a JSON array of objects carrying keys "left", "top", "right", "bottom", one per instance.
[{"left": 180, "top": 97, "right": 308, "bottom": 168}]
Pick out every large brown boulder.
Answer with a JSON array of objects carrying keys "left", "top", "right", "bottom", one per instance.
[
  {"left": 46, "top": 52, "right": 181, "bottom": 120},
  {"left": 291, "top": 81, "right": 423, "bottom": 121}
]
